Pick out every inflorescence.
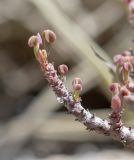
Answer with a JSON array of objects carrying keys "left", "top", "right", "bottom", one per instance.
[{"left": 27, "top": 1, "right": 134, "bottom": 148}]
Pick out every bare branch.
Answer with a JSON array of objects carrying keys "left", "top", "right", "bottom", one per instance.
[
  {"left": 38, "top": 53, "right": 134, "bottom": 149},
  {"left": 28, "top": 29, "right": 134, "bottom": 149}
]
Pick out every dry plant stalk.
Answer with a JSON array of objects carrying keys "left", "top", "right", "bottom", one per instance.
[{"left": 28, "top": 1, "right": 134, "bottom": 149}]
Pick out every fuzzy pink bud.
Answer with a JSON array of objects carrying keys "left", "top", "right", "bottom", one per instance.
[
  {"left": 123, "top": 62, "right": 133, "bottom": 72},
  {"left": 109, "top": 83, "right": 120, "bottom": 93},
  {"left": 120, "top": 87, "right": 129, "bottom": 96},
  {"left": 111, "top": 95, "right": 121, "bottom": 113},
  {"left": 72, "top": 77, "right": 83, "bottom": 92},
  {"left": 42, "top": 30, "right": 56, "bottom": 43},
  {"left": 58, "top": 64, "right": 68, "bottom": 75},
  {"left": 113, "top": 54, "right": 125, "bottom": 65},
  {"left": 73, "top": 84, "right": 82, "bottom": 91},
  {"left": 28, "top": 36, "right": 38, "bottom": 47}
]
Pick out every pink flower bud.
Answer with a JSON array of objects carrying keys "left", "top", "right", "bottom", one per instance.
[
  {"left": 73, "top": 84, "right": 82, "bottom": 91},
  {"left": 58, "top": 64, "right": 68, "bottom": 75},
  {"left": 120, "top": 87, "right": 129, "bottom": 96},
  {"left": 113, "top": 54, "right": 124, "bottom": 65},
  {"left": 72, "top": 77, "right": 83, "bottom": 92},
  {"left": 72, "top": 77, "right": 82, "bottom": 85},
  {"left": 111, "top": 95, "right": 121, "bottom": 113},
  {"left": 123, "top": 62, "right": 133, "bottom": 72},
  {"left": 28, "top": 36, "right": 38, "bottom": 47},
  {"left": 42, "top": 30, "right": 56, "bottom": 43},
  {"left": 109, "top": 83, "right": 120, "bottom": 93}
]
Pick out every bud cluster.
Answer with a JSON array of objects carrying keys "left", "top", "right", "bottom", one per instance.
[
  {"left": 109, "top": 49, "right": 134, "bottom": 113},
  {"left": 28, "top": 29, "right": 83, "bottom": 102},
  {"left": 26, "top": 1, "right": 134, "bottom": 148},
  {"left": 113, "top": 50, "right": 134, "bottom": 84},
  {"left": 28, "top": 29, "right": 56, "bottom": 62}
]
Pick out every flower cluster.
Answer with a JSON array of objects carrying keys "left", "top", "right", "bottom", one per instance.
[
  {"left": 113, "top": 50, "right": 134, "bottom": 84},
  {"left": 110, "top": 50, "right": 134, "bottom": 111},
  {"left": 28, "top": 28, "right": 134, "bottom": 148},
  {"left": 28, "top": 30, "right": 83, "bottom": 103},
  {"left": 28, "top": 0, "right": 134, "bottom": 147},
  {"left": 28, "top": 30, "right": 56, "bottom": 61}
]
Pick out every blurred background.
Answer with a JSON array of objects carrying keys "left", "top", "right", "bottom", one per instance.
[{"left": 0, "top": 0, "right": 134, "bottom": 159}]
